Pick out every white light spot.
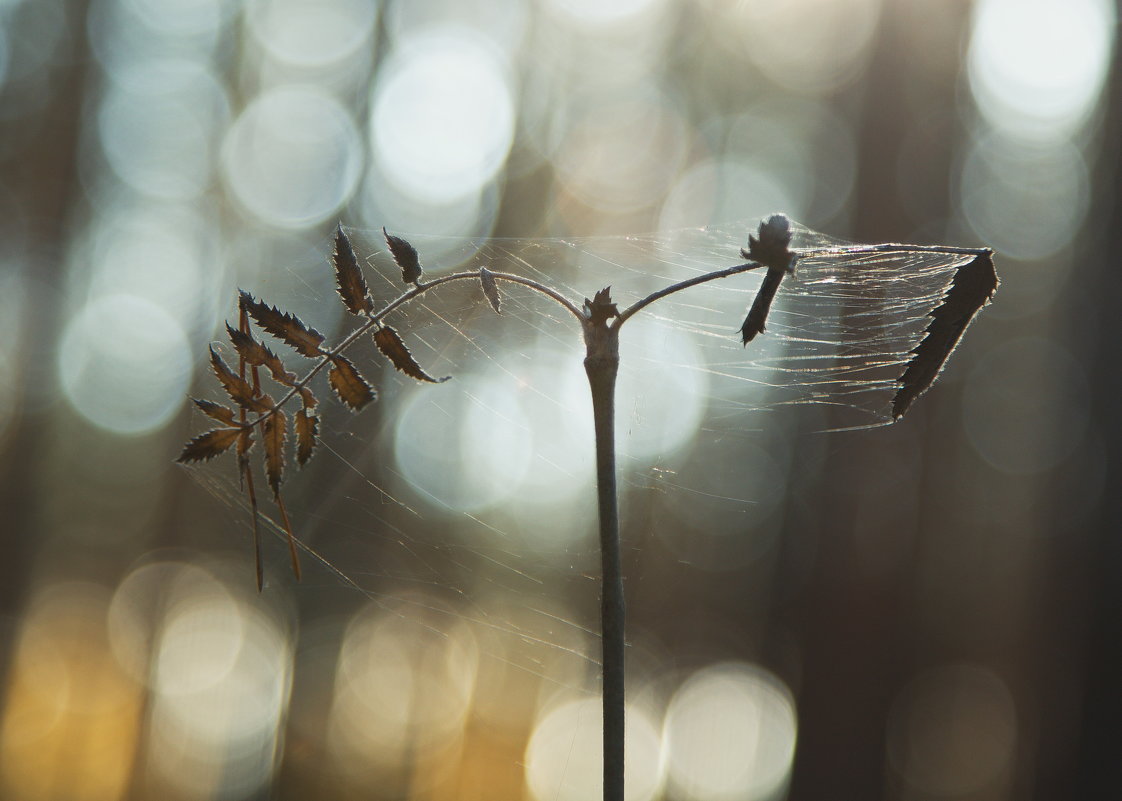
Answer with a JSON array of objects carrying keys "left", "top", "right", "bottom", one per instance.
[
  {"left": 58, "top": 294, "right": 191, "bottom": 435},
  {"left": 664, "top": 663, "right": 797, "bottom": 801},
  {"left": 371, "top": 29, "right": 515, "bottom": 203},
  {"left": 247, "top": 0, "right": 378, "bottom": 67},
  {"left": 223, "top": 86, "right": 363, "bottom": 228},
  {"left": 969, "top": 0, "right": 1115, "bottom": 140},
  {"left": 525, "top": 698, "right": 664, "bottom": 801},
  {"left": 617, "top": 315, "right": 709, "bottom": 461}
]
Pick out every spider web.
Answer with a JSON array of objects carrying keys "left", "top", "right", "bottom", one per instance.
[{"left": 188, "top": 218, "right": 978, "bottom": 689}]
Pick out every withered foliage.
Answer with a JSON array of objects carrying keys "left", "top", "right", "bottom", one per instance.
[
  {"left": 479, "top": 266, "right": 502, "bottom": 314},
  {"left": 179, "top": 227, "right": 450, "bottom": 589}
]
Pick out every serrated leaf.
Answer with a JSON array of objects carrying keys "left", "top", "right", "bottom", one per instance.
[
  {"left": 892, "top": 250, "right": 998, "bottom": 419},
  {"left": 298, "top": 386, "right": 318, "bottom": 410},
  {"left": 480, "top": 267, "right": 501, "bottom": 314},
  {"left": 383, "top": 228, "right": 422, "bottom": 284},
  {"left": 239, "top": 290, "right": 325, "bottom": 358},
  {"left": 226, "top": 324, "right": 297, "bottom": 386},
  {"left": 295, "top": 409, "right": 318, "bottom": 466},
  {"left": 333, "top": 225, "right": 373, "bottom": 315},
  {"left": 193, "top": 398, "right": 237, "bottom": 426},
  {"left": 373, "top": 326, "right": 450, "bottom": 383},
  {"left": 209, "top": 346, "right": 258, "bottom": 410},
  {"left": 583, "top": 286, "right": 619, "bottom": 326},
  {"left": 178, "top": 428, "right": 241, "bottom": 463},
  {"left": 264, "top": 410, "right": 286, "bottom": 497},
  {"left": 328, "top": 355, "right": 376, "bottom": 410}
]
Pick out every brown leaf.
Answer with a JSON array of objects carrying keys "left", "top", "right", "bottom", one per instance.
[
  {"left": 295, "top": 409, "right": 318, "bottom": 466},
  {"left": 383, "top": 228, "right": 422, "bottom": 284},
  {"left": 480, "top": 267, "right": 501, "bottom": 314},
  {"left": 298, "top": 386, "right": 318, "bottom": 410},
  {"left": 373, "top": 326, "right": 449, "bottom": 383},
  {"left": 892, "top": 250, "right": 998, "bottom": 419},
  {"left": 209, "top": 346, "right": 257, "bottom": 410},
  {"left": 192, "top": 398, "right": 237, "bottom": 426},
  {"left": 739, "top": 266, "right": 787, "bottom": 344},
  {"left": 239, "top": 290, "right": 325, "bottom": 358},
  {"left": 226, "top": 324, "right": 297, "bottom": 386},
  {"left": 333, "top": 225, "right": 373, "bottom": 315},
  {"left": 264, "top": 410, "right": 287, "bottom": 497},
  {"left": 178, "top": 428, "right": 241, "bottom": 463},
  {"left": 328, "top": 355, "right": 376, "bottom": 410}
]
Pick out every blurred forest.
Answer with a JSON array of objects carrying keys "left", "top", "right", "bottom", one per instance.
[{"left": 0, "top": 0, "right": 1119, "bottom": 800}]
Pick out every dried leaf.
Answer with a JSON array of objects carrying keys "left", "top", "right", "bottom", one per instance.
[
  {"left": 583, "top": 287, "right": 618, "bottom": 326},
  {"left": 192, "top": 398, "right": 237, "bottom": 426},
  {"left": 892, "top": 250, "right": 998, "bottom": 419},
  {"left": 328, "top": 355, "right": 376, "bottom": 410},
  {"left": 298, "top": 386, "right": 318, "bottom": 410},
  {"left": 739, "top": 267, "right": 787, "bottom": 344},
  {"left": 295, "top": 409, "right": 318, "bottom": 466},
  {"left": 239, "top": 290, "right": 325, "bottom": 358},
  {"left": 480, "top": 267, "right": 501, "bottom": 314},
  {"left": 209, "top": 346, "right": 258, "bottom": 410},
  {"left": 373, "top": 326, "right": 450, "bottom": 383},
  {"left": 177, "top": 428, "right": 241, "bottom": 463},
  {"left": 383, "top": 228, "right": 422, "bottom": 284},
  {"left": 226, "top": 324, "right": 297, "bottom": 386},
  {"left": 264, "top": 410, "right": 287, "bottom": 497},
  {"left": 333, "top": 225, "right": 373, "bottom": 315}
]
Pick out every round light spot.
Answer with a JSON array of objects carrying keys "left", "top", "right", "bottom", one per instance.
[
  {"left": 371, "top": 30, "right": 515, "bottom": 203},
  {"left": 959, "top": 134, "right": 1089, "bottom": 261},
  {"left": 969, "top": 0, "right": 1115, "bottom": 140},
  {"left": 525, "top": 697, "right": 664, "bottom": 801},
  {"left": 98, "top": 71, "right": 225, "bottom": 200},
  {"left": 617, "top": 315, "right": 709, "bottom": 460},
  {"left": 223, "top": 86, "right": 363, "bottom": 227},
  {"left": 664, "top": 663, "right": 797, "bottom": 801},
  {"left": 660, "top": 156, "right": 804, "bottom": 230},
  {"left": 247, "top": 0, "right": 378, "bottom": 68},
  {"left": 887, "top": 664, "right": 1016, "bottom": 796},
  {"left": 58, "top": 293, "right": 191, "bottom": 435},
  {"left": 394, "top": 372, "right": 532, "bottom": 513}
]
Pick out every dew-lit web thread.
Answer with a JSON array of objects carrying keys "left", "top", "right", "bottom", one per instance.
[{"left": 191, "top": 220, "right": 974, "bottom": 675}]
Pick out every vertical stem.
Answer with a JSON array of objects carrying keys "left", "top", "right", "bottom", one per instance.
[{"left": 584, "top": 321, "right": 624, "bottom": 801}]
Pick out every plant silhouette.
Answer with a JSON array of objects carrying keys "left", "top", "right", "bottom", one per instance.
[{"left": 179, "top": 214, "right": 997, "bottom": 801}]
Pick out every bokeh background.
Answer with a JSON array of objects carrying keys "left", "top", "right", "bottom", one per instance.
[{"left": 0, "top": 0, "right": 1119, "bottom": 799}]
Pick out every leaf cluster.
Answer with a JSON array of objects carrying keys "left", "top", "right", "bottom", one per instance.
[{"left": 178, "top": 226, "right": 458, "bottom": 589}]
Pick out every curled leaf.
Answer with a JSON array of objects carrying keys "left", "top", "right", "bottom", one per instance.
[
  {"left": 480, "top": 267, "right": 501, "bottom": 314},
  {"left": 295, "top": 409, "right": 318, "bottom": 466},
  {"left": 892, "top": 250, "right": 998, "bottom": 419},
  {"left": 328, "top": 355, "right": 376, "bottom": 410},
  {"left": 192, "top": 398, "right": 237, "bottom": 427},
  {"left": 226, "top": 324, "right": 297, "bottom": 386},
  {"left": 239, "top": 290, "right": 325, "bottom": 358},
  {"left": 264, "top": 410, "right": 287, "bottom": 497},
  {"left": 178, "top": 428, "right": 241, "bottom": 463},
  {"left": 333, "top": 225, "right": 373, "bottom": 315},
  {"left": 374, "top": 326, "right": 449, "bottom": 383},
  {"left": 383, "top": 228, "right": 422, "bottom": 284}
]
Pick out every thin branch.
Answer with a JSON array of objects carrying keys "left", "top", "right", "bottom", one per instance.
[
  {"left": 615, "top": 261, "right": 760, "bottom": 326},
  {"left": 244, "top": 270, "right": 586, "bottom": 428}
]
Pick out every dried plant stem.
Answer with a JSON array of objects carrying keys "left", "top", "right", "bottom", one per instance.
[{"left": 583, "top": 318, "right": 625, "bottom": 801}]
